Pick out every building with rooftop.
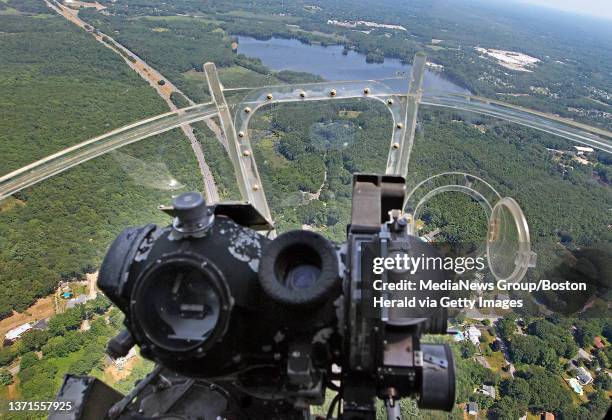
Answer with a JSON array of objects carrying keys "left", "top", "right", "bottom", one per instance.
[
  {"left": 4, "top": 323, "right": 32, "bottom": 346},
  {"left": 66, "top": 294, "right": 93, "bottom": 309},
  {"left": 481, "top": 384, "right": 496, "bottom": 399},
  {"left": 575, "top": 366, "right": 593, "bottom": 385},
  {"left": 573, "top": 146, "right": 594, "bottom": 155},
  {"left": 32, "top": 318, "right": 49, "bottom": 330},
  {"left": 467, "top": 401, "right": 478, "bottom": 416},
  {"left": 466, "top": 325, "right": 482, "bottom": 346}
]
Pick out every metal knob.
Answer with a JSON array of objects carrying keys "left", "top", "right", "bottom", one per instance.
[{"left": 160, "top": 192, "right": 213, "bottom": 238}]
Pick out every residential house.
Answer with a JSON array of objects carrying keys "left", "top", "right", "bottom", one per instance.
[
  {"left": 594, "top": 336, "right": 605, "bottom": 349},
  {"left": 466, "top": 325, "right": 482, "bottom": 346},
  {"left": 480, "top": 384, "right": 496, "bottom": 399},
  {"left": 467, "top": 402, "right": 478, "bottom": 416},
  {"left": 573, "top": 146, "right": 594, "bottom": 155},
  {"left": 4, "top": 323, "right": 32, "bottom": 346},
  {"left": 66, "top": 294, "right": 93, "bottom": 309},
  {"left": 32, "top": 318, "right": 49, "bottom": 330},
  {"left": 576, "top": 366, "right": 593, "bottom": 385}
]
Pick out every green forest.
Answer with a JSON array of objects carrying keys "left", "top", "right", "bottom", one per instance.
[{"left": 0, "top": 11, "right": 201, "bottom": 317}]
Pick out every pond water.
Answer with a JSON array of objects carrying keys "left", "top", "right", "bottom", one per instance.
[{"left": 236, "top": 36, "right": 470, "bottom": 94}]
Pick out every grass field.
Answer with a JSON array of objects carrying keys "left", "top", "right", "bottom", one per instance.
[
  {"left": 216, "top": 66, "right": 280, "bottom": 89},
  {"left": 132, "top": 15, "right": 222, "bottom": 25},
  {"left": 221, "top": 10, "right": 300, "bottom": 23}
]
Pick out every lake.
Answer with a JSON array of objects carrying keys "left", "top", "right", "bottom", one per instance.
[{"left": 236, "top": 36, "right": 469, "bottom": 94}]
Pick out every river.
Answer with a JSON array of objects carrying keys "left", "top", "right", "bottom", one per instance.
[{"left": 236, "top": 36, "right": 469, "bottom": 94}]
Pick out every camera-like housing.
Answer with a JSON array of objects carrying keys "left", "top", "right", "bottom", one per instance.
[{"left": 96, "top": 174, "right": 455, "bottom": 418}]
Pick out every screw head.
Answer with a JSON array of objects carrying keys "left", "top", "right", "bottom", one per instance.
[
  {"left": 387, "top": 98, "right": 394, "bottom": 105},
  {"left": 364, "top": 87, "right": 370, "bottom": 94},
  {"left": 299, "top": 90, "right": 306, "bottom": 98},
  {"left": 244, "top": 107, "right": 251, "bottom": 113},
  {"left": 392, "top": 142, "right": 400, "bottom": 149},
  {"left": 243, "top": 150, "right": 251, "bottom": 156},
  {"left": 238, "top": 131, "right": 244, "bottom": 137},
  {"left": 396, "top": 123, "right": 404, "bottom": 129},
  {"left": 252, "top": 184, "right": 259, "bottom": 191},
  {"left": 266, "top": 93, "right": 273, "bottom": 100},
  {"left": 330, "top": 89, "right": 337, "bottom": 97}
]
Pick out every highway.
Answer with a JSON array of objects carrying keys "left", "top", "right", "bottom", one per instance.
[
  {"left": 422, "top": 94, "right": 612, "bottom": 153},
  {"left": 44, "top": 0, "right": 220, "bottom": 203},
  {"left": 457, "top": 94, "right": 612, "bottom": 139}
]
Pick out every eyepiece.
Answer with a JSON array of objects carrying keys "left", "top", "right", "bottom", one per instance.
[{"left": 259, "top": 230, "right": 339, "bottom": 306}]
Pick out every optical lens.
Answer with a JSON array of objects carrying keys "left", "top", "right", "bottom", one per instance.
[
  {"left": 286, "top": 264, "right": 321, "bottom": 289},
  {"left": 134, "top": 260, "right": 224, "bottom": 352}
]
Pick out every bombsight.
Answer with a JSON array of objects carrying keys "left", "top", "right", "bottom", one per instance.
[{"left": 61, "top": 174, "right": 455, "bottom": 420}]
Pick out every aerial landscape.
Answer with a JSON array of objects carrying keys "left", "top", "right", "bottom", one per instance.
[{"left": 0, "top": 0, "right": 610, "bottom": 418}]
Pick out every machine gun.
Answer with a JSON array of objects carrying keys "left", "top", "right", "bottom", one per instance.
[{"left": 52, "top": 173, "right": 455, "bottom": 420}]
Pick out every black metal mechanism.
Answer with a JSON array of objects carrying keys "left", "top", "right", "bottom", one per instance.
[
  {"left": 53, "top": 174, "right": 455, "bottom": 419},
  {"left": 342, "top": 175, "right": 453, "bottom": 419},
  {"left": 50, "top": 375, "right": 123, "bottom": 420}
]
